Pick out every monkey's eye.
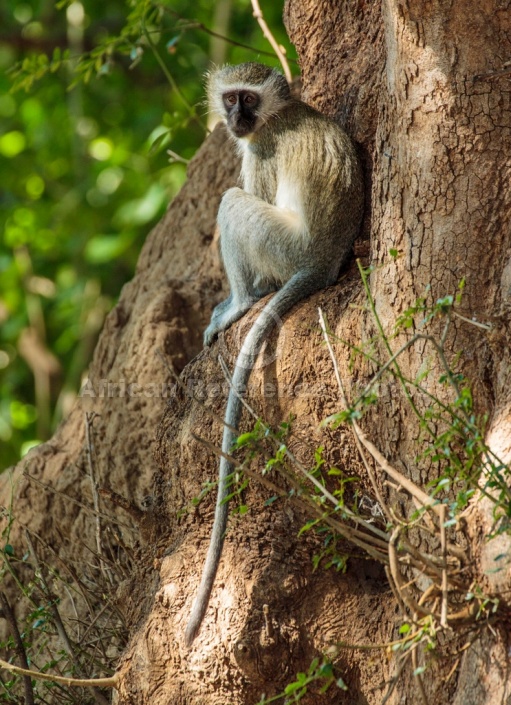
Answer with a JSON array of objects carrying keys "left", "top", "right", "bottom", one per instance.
[
  {"left": 243, "top": 93, "right": 256, "bottom": 105},
  {"left": 224, "top": 94, "right": 237, "bottom": 106}
]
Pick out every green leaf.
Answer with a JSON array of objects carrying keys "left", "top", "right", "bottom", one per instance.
[
  {"left": 235, "top": 431, "right": 257, "bottom": 447},
  {"left": 328, "top": 467, "right": 342, "bottom": 476},
  {"left": 84, "top": 233, "right": 134, "bottom": 264},
  {"left": 113, "top": 184, "right": 167, "bottom": 228},
  {"left": 308, "top": 658, "right": 319, "bottom": 673},
  {"left": 318, "top": 662, "right": 333, "bottom": 677},
  {"left": 284, "top": 680, "right": 303, "bottom": 695},
  {"left": 149, "top": 129, "right": 171, "bottom": 155}
]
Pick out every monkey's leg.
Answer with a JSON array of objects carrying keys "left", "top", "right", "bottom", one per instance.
[
  {"left": 253, "top": 278, "right": 278, "bottom": 298},
  {"left": 204, "top": 295, "right": 241, "bottom": 346},
  {"left": 209, "top": 295, "right": 232, "bottom": 324},
  {"left": 204, "top": 187, "right": 307, "bottom": 345},
  {"left": 204, "top": 297, "right": 259, "bottom": 346}
]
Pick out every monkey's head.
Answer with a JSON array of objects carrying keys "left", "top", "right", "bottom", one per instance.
[{"left": 207, "top": 62, "right": 291, "bottom": 139}]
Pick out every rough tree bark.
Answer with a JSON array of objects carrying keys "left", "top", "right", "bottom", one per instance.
[{"left": 1, "top": 1, "right": 510, "bottom": 704}]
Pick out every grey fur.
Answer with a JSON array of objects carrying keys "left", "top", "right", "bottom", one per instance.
[{"left": 184, "top": 63, "right": 363, "bottom": 647}]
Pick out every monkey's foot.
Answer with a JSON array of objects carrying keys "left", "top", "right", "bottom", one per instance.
[
  {"left": 203, "top": 322, "right": 220, "bottom": 347},
  {"left": 203, "top": 299, "right": 257, "bottom": 346}
]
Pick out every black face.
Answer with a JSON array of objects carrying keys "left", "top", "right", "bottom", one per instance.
[{"left": 222, "top": 90, "right": 260, "bottom": 137}]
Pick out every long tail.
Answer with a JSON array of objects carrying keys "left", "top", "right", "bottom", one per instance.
[{"left": 184, "top": 272, "right": 321, "bottom": 647}]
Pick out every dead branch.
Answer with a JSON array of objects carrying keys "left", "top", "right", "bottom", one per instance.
[
  {"left": 250, "top": 0, "right": 292, "bottom": 82},
  {"left": 0, "top": 658, "right": 119, "bottom": 689}
]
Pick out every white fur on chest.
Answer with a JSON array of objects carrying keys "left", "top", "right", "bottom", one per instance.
[
  {"left": 275, "top": 178, "right": 301, "bottom": 214},
  {"left": 240, "top": 147, "right": 307, "bottom": 235}
]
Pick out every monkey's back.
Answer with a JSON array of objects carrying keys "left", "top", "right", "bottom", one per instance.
[{"left": 241, "top": 100, "right": 363, "bottom": 284}]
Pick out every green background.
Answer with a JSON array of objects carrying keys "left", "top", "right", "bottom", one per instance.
[{"left": 0, "top": 0, "right": 296, "bottom": 471}]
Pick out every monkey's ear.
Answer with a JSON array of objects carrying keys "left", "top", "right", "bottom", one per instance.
[
  {"left": 205, "top": 65, "right": 230, "bottom": 126},
  {"left": 203, "top": 63, "right": 219, "bottom": 88}
]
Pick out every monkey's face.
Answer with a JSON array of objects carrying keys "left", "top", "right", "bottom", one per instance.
[{"left": 222, "top": 90, "right": 260, "bottom": 138}]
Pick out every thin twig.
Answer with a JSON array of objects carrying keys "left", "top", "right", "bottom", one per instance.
[
  {"left": 24, "top": 530, "right": 75, "bottom": 656},
  {"left": 250, "top": 0, "right": 292, "bottom": 83},
  {"left": 217, "top": 354, "right": 390, "bottom": 543},
  {"left": 385, "top": 565, "right": 407, "bottom": 618},
  {"left": 11, "top": 521, "right": 109, "bottom": 623},
  {"left": 22, "top": 470, "right": 132, "bottom": 529},
  {"left": 318, "top": 307, "right": 392, "bottom": 520},
  {"left": 353, "top": 424, "right": 439, "bottom": 515},
  {"left": 473, "top": 65, "right": 511, "bottom": 82},
  {"left": 417, "top": 582, "right": 438, "bottom": 608},
  {"left": 451, "top": 310, "right": 491, "bottom": 330},
  {"left": 388, "top": 528, "right": 430, "bottom": 618},
  {"left": 332, "top": 332, "right": 482, "bottom": 441},
  {"left": 318, "top": 308, "right": 446, "bottom": 548},
  {"left": 445, "top": 657, "right": 461, "bottom": 682},
  {"left": 411, "top": 633, "right": 429, "bottom": 705},
  {"left": 155, "top": 4, "right": 299, "bottom": 63},
  {"left": 85, "top": 412, "right": 106, "bottom": 582},
  {"left": 155, "top": 348, "right": 239, "bottom": 437},
  {"left": 0, "top": 592, "right": 35, "bottom": 705},
  {"left": 357, "top": 260, "right": 427, "bottom": 429},
  {"left": 381, "top": 654, "right": 408, "bottom": 705},
  {"left": 98, "top": 487, "right": 145, "bottom": 523},
  {"left": 166, "top": 149, "right": 190, "bottom": 165},
  {"left": 23, "top": 531, "right": 111, "bottom": 705},
  {"left": 334, "top": 630, "right": 421, "bottom": 651},
  {"left": 439, "top": 504, "right": 448, "bottom": 628},
  {"left": 141, "top": 22, "right": 195, "bottom": 117}
]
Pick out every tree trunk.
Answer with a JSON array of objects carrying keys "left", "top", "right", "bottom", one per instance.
[{"left": 1, "top": 1, "right": 510, "bottom": 704}]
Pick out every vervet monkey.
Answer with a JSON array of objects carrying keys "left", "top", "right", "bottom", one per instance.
[{"left": 185, "top": 62, "right": 363, "bottom": 646}]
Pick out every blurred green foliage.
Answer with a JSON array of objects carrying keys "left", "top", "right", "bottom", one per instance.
[{"left": 0, "top": 0, "right": 295, "bottom": 471}]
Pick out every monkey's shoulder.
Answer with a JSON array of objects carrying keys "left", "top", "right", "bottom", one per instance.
[
  {"left": 270, "top": 100, "right": 354, "bottom": 148},
  {"left": 271, "top": 102, "right": 357, "bottom": 168}
]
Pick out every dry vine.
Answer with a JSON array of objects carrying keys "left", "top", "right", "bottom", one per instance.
[{"left": 318, "top": 306, "right": 476, "bottom": 626}]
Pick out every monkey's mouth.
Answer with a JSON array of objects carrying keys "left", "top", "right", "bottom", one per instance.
[{"left": 229, "top": 119, "right": 256, "bottom": 137}]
